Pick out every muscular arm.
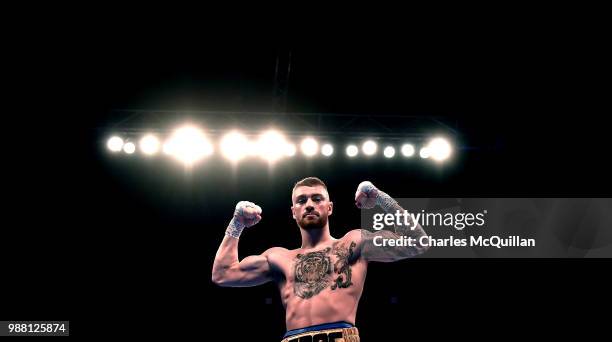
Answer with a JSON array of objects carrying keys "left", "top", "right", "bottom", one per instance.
[
  {"left": 211, "top": 201, "right": 278, "bottom": 287},
  {"left": 212, "top": 235, "right": 275, "bottom": 287},
  {"left": 354, "top": 181, "right": 430, "bottom": 262}
]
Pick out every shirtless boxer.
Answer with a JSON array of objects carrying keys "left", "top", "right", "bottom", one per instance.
[{"left": 212, "top": 177, "right": 430, "bottom": 341}]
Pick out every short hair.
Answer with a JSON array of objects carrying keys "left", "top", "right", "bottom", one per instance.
[{"left": 292, "top": 177, "right": 328, "bottom": 199}]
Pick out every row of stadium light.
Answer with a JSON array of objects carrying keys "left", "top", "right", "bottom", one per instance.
[{"left": 106, "top": 125, "right": 452, "bottom": 165}]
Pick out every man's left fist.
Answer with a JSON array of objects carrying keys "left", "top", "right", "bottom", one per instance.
[{"left": 355, "top": 181, "right": 379, "bottom": 209}]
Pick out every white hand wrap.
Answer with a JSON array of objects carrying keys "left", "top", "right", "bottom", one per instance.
[{"left": 225, "top": 201, "right": 262, "bottom": 239}]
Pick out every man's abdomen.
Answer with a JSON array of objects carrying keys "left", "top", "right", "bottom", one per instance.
[{"left": 284, "top": 287, "right": 362, "bottom": 330}]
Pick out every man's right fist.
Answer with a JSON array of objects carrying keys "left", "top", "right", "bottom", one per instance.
[{"left": 233, "top": 201, "right": 262, "bottom": 228}]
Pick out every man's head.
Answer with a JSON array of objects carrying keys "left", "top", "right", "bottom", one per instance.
[{"left": 291, "top": 177, "right": 333, "bottom": 231}]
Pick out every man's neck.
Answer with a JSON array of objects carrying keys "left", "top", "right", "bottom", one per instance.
[{"left": 300, "top": 225, "right": 334, "bottom": 249}]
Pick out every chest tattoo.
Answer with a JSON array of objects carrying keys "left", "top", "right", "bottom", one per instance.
[{"left": 293, "top": 241, "right": 357, "bottom": 299}]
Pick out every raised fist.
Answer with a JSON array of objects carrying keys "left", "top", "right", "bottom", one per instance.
[
  {"left": 355, "top": 181, "right": 379, "bottom": 209},
  {"left": 233, "top": 201, "right": 262, "bottom": 228}
]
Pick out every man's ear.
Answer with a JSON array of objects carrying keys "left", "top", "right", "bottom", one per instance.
[
  {"left": 328, "top": 201, "right": 333, "bottom": 216},
  {"left": 291, "top": 205, "right": 296, "bottom": 220}
]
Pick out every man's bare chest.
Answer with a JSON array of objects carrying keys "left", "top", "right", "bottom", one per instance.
[{"left": 280, "top": 240, "right": 358, "bottom": 299}]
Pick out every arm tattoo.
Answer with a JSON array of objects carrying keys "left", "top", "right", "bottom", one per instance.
[
  {"left": 293, "top": 242, "right": 356, "bottom": 299},
  {"left": 366, "top": 190, "right": 430, "bottom": 258},
  {"left": 376, "top": 190, "right": 427, "bottom": 239}
]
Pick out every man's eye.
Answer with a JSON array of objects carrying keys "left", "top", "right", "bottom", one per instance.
[{"left": 298, "top": 199, "right": 306, "bottom": 204}]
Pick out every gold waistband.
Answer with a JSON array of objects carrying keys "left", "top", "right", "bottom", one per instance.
[{"left": 281, "top": 326, "right": 359, "bottom": 342}]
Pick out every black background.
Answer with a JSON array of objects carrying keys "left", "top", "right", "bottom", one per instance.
[{"left": 4, "top": 12, "right": 610, "bottom": 339}]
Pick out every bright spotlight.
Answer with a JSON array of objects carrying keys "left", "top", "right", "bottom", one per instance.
[
  {"left": 139, "top": 134, "right": 160, "bottom": 155},
  {"left": 301, "top": 137, "right": 319, "bottom": 157},
  {"left": 383, "top": 146, "right": 395, "bottom": 158},
  {"left": 107, "top": 136, "right": 124, "bottom": 152},
  {"left": 321, "top": 144, "right": 333, "bottom": 157},
  {"left": 419, "top": 147, "right": 431, "bottom": 159},
  {"left": 165, "top": 125, "right": 213, "bottom": 165},
  {"left": 428, "top": 137, "right": 452, "bottom": 161},
  {"left": 285, "top": 143, "right": 297, "bottom": 157},
  {"left": 257, "top": 130, "right": 289, "bottom": 162},
  {"left": 123, "top": 142, "right": 136, "bottom": 154},
  {"left": 346, "top": 145, "right": 358, "bottom": 157},
  {"left": 162, "top": 142, "right": 173, "bottom": 155},
  {"left": 401, "top": 144, "right": 415, "bottom": 157},
  {"left": 220, "top": 131, "right": 249, "bottom": 162},
  {"left": 362, "top": 140, "right": 377, "bottom": 156}
]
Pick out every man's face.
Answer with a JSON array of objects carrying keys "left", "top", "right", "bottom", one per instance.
[{"left": 291, "top": 185, "right": 333, "bottom": 230}]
